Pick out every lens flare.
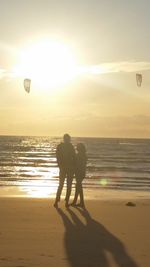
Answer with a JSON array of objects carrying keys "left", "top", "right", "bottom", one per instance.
[{"left": 100, "top": 178, "right": 109, "bottom": 186}]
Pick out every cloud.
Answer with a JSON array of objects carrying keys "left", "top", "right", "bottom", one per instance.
[
  {"left": 0, "top": 68, "right": 6, "bottom": 79},
  {"left": 0, "top": 68, "right": 19, "bottom": 81},
  {"left": 80, "top": 61, "right": 150, "bottom": 75},
  {"left": 1, "top": 60, "right": 150, "bottom": 82}
]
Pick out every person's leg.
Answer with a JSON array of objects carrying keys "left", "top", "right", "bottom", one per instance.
[
  {"left": 79, "top": 182, "right": 85, "bottom": 207},
  {"left": 65, "top": 172, "right": 73, "bottom": 207},
  {"left": 54, "top": 169, "right": 66, "bottom": 207},
  {"left": 72, "top": 181, "right": 79, "bottom": 205}
]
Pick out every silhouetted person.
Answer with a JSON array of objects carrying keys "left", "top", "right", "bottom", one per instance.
[
  {"left": 71, "top": 143, "right": 87, "bottom": 208},
  {"left": 54, "top": 134, "right": 76, "bottom": 208}
]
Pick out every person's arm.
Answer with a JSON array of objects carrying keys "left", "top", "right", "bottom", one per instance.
[{"left": 56, "top": 144, "right": 62, "bottom": 167}]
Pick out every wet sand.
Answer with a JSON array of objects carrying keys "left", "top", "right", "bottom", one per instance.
[{"left": 0, "top": 197, "right": 149, "bottom": 267}]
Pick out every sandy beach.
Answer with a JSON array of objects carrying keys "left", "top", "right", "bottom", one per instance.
[{"left": 0, "top": 197, "right": 149, "bottom": 267}]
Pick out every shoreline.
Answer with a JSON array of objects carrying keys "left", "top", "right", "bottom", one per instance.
[{"left": 0, "top": 185, "right": 150, "bottom": 201}]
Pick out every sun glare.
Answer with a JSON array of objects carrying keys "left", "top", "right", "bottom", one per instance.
[{"left": 14, "top": 39, "right": 78, "bottom": 88}]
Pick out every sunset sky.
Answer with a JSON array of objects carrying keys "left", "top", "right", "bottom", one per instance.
[{"left": 1, "top": 0, "right": 150, "bottom": 138}]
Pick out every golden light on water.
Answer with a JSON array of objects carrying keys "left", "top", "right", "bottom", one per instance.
[
  {"left": 14, "top": 38, "right": 79, "bottom": 89},
  {"left": 16, "top": 165, "right": 59, "bottom": 198},
  {"left": 19, "top": 181, "right": 57, "bottom": 198}
]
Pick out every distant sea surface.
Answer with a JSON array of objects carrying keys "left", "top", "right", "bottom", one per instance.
[{"left": 0, "top": 136, "right": 150, "bottom": 196}]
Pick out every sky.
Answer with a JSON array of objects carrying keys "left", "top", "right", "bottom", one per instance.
[{"left": 1, "top": 0, "right": 150, "bottom": 138}]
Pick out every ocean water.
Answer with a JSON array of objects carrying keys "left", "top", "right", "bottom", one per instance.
[{"left": 0, "top": 136, "right": 150, "bottom": 197}]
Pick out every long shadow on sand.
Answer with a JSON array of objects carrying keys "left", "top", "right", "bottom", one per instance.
[{"left": 56, "top": 207, "right": 139, "bottom": 267}]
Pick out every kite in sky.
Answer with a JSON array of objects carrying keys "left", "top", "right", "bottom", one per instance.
[
  {"left": 24, "top": 78, "right": 31, "bottom": 93},
  {"left": 136, "top": 73, "right": 142, "bottom": 87}
]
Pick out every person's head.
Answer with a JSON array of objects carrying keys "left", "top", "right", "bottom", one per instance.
[
  {"left": 63, "top": 133, "right": 71, "bottom": 143},
  {"left": 77, "top": 143, "right": 86, "bottom": 154}
]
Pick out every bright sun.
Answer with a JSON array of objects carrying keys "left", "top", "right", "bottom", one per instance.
[{"left": 14, "top": 39, "right": 78, "bottom": 88}]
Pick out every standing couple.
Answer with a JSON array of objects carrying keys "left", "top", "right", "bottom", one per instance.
[{"left": 54, "top": 134, "right": 87, "bottom": 209}]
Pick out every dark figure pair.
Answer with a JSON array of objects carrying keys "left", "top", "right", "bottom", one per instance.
[{"left": 54, "top": 134, "right": 87, "bottom": 208}]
